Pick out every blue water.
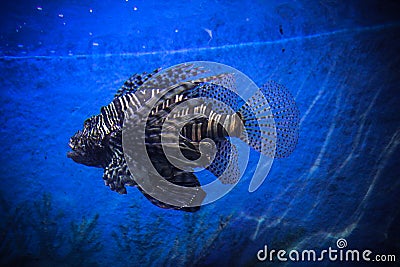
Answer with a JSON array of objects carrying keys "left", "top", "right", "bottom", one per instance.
[{"left": 1, "top": 1, "right": 399, "bottom": 266}]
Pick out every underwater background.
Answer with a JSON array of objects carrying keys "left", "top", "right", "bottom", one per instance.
[{"left": 1, "top": 0, "right": 399, "bottom": 266}]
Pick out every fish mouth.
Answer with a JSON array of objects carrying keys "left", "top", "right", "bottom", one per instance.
[
  {"left": 67, "top": 150, "right": 83, "bottom": 162},
  {"left": 67, "top": 142, "right": 78, "bottom": 158},
  {"left": 67, "top": 150, "right": 77, "bottom": 158},
  {"left": 67, "top": 148, "right": 103, "bottom": 168},
  {"left": 67, "top": 145, "right": 85, "bottom": 160},
  {"left": 67, "top": 149, "right": 92, "bottom": 166}
]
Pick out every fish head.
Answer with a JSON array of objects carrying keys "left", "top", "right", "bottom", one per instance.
[{"left": 67, "top": 116, "right": 108, "bottom": 168}]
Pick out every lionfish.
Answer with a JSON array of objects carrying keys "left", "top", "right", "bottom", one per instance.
[{"left": 67, "top": 63, "right": 299, "bottom": 212}]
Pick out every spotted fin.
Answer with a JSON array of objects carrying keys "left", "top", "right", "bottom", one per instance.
[
  {"left": 140, "top": 63, "right": 208, "bottom": 92},
  {"left": 137, "top": 64, "right": 235, "bottom": 95},
  {"left": 209, "top": 73, "right": 237, "bottom": 93},
  {"left": 238, "top": 81, "right": 300, "bottom": 158},
  {"left": 114, "top": 68, "right": 161, "bottom": 98},
  {"left": 207, "top": 139, "right": 240, "bottom": 184},
  {"left": 191, "top": 73, "right": 237, "bottom": 92},
  {"left": 261, "top": 81, "right": 299, "bottom": 158},
  {"left": 186, "top": 82, "right": 243, "bottom": 113}
]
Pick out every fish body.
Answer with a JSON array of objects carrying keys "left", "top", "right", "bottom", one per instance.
[{"left": 68, "top": 63, "right": 299, "bottom": 211}]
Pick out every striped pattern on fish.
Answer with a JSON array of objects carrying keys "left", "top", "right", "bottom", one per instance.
[{"left": 67, "top": 63, "right": 300, "bottom": 212}]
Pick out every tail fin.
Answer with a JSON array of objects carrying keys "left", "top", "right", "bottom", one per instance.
[{"left": 238, "top": 81, "right": 300, "bottom": 158}]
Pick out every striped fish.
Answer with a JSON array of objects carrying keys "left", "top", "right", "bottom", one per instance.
[{"left": 67, "top": 63, "right": 299, "bottom": 212}]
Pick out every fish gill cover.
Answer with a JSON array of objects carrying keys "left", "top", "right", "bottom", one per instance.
[{"left": 0, "top": 0, "right": 399, "bottom": 266}]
